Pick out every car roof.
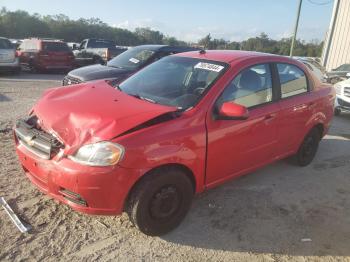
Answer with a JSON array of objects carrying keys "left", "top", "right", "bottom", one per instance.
[
  {"left": 174, "top": 50, "right": 285, "bottom": 63},
  {"left": 133, "top": 45, "right": 199, "bottom": 52}
]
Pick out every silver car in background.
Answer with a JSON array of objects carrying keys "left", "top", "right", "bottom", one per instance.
[{"left": 0, "top": 37, "right": 21, "bottom": 74}]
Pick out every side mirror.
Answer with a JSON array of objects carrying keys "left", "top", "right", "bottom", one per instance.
[
  {"left": 218, "top": 102, "right": 249, "bottom": 120},
  {"left": 72, "top": 44, "right": 78, "bottom": 50}
]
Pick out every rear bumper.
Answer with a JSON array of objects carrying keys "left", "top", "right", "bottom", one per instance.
[
  {"left": 0, "top": 58, "right": 20, "bottom": 70},
  {"left": 15, "top": 138, "right": 142, "bottom": 216}
]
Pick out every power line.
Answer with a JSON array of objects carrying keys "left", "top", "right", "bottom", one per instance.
[{"left": 307, "top": 0, "right": 333, "bottom": 5}]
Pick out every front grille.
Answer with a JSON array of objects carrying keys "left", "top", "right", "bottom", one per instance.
[
  {"left": 338, "top": 98, "right": 350, "bottom": 108},
  {"left": 344, "top": 87, "right": 350, "bottom": 98},
  {"left": 62, "top": 75, "right": 83, "bottom": 86},
  {"left": 15, "top": 116, "right": 64, "bottom": 159}
]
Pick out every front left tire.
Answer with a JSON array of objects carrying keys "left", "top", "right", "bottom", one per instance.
[{"left": 126, "top": 167, "right": 194, "bottom": 236}]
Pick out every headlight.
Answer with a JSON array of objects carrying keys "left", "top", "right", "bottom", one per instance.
[
  {"left": 68, "top": 141, "right": 124, "bottom": 166},
  {"left": 334, "top": 84, "right": 342, "bottom": 95}
]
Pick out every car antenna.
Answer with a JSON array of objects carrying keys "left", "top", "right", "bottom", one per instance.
[{"left": 199, "top": 49, "right": 206, "bottom": 54}]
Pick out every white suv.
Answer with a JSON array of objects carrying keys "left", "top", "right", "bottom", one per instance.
[
  {"left": 0, "top": 37, "right": 20, "bottom": 74},
  {"left": 334, "top": 78, "right": 350, "bottom": 115}
]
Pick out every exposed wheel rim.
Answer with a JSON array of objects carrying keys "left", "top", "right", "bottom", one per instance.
[{"left": 149, "top": 185, "right": 181, "bottom": 220}]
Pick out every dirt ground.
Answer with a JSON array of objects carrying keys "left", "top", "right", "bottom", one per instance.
[{"left": 0, "top": 73, "right": 350, "bottom": 261}]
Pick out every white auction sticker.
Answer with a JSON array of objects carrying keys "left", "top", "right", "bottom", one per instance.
[
  {"left": 129, "top": 57, "right": 140, "bottom": 64},
  {"left": 194, "top": 62, "right": 224, "bottom": 72}
]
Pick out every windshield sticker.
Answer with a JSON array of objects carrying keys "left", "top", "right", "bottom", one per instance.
[
  {"left": 194, "top": 62, "right": 224, "bottom": 72},
  {"left": 129, "top": 57, "right": 140, "bottom": 64}
]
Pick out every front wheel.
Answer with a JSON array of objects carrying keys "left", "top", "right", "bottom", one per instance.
[
  {"left": 126, "top": 167, "right": 194, "bottom": 236},
  {"left": 295, "top": 128, "right": 321, "bottom": 166}
]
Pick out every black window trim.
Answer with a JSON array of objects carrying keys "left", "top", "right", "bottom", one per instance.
[{"left": 274, "top": 62, "right": 311, "bottom": 101}]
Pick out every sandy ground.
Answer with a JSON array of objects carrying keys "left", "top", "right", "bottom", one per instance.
[{"left": 0, "top": 72, "right": 350, "bottom": 261}]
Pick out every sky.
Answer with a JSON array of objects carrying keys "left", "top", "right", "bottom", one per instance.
[{"left": 0, "top": 0, "right": 335, "bottom": 42}]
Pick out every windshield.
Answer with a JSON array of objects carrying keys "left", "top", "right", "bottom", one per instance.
[
  {"left": 107, "top": 48, "right": 155, "bottom": 70},
  {"left": 118, "top": 56, "right": 227, "bottom": 110},
  {"left": 0, "top": 39, "right": 12, "bottom": 49},
  {"left": 43, "top": 42, "right": 70, "bottom": 52}
]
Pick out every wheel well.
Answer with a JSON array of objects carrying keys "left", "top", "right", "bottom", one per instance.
[{"left": 123, "top": 163, "right": 196, "bottom": 211}]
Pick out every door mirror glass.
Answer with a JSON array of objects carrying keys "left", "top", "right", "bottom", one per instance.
[{"left": 219, "top": 102, "right": 249, "bottom": 120}]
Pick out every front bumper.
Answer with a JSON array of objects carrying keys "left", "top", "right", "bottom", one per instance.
[{"left": 15, "top": 137, "right": 141, "bottom": 216}]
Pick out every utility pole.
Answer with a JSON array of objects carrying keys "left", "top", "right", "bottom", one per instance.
[{"left": 290, "top": 0, "right": 303, "bottom": 57}]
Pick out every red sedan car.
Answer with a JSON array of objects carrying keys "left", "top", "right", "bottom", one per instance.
[{"left": 14, "top": 50, "right": 335, "bottom": 235}]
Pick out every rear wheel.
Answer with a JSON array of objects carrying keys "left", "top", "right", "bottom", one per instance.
[
  {"left": 295, "top": 128, "right": 321, "bottom": 166},
  {"left": 126, "top": 167, "right": 194, "bottom": 236}
]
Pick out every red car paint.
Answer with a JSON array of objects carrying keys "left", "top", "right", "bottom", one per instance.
[{"left": 14, "top": 51, "right": 335, "bottom": 215}]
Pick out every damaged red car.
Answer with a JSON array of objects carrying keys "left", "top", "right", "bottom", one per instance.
[{"left": 14, "top": 50, "right": 335, "bottom": 236}]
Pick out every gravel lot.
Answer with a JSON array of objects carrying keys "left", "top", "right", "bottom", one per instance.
[{"left": 0, "top": 72, "right": 350, "bottom": 261}]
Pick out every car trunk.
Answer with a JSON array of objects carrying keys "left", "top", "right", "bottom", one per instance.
[{"left": 40, "top": 42, "right": 73, "bottom": 66}]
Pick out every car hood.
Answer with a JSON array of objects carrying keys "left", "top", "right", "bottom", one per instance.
[
  {"left": 32, "top": 81, "right": 177, "bottom": 153},
  {"left": 69, "top": 64, "right": 133, "bottom": 82}
]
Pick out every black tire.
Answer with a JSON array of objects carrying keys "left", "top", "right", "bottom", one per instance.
[
  {"left": 334, "top": 108, "right": 341, "bottom": 116},
  {"left": 126, "top": 167, "right": 194, "bottom": 236},
  {"left": 295, "top": 128, "right": 321, "bottom": 167}
]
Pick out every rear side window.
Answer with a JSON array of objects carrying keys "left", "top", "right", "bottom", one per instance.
[
  {"left": 217, "top": 64, "right": 273, "bottom": 108},
  {"left": 277, "top": 63, "right": 308, "bottom": 98},
  {"left": 42, "top": 42, "right": 70, "bottom": 52},
  {"left": 0, "top": 39, "right": 12, "bottom": 49}
]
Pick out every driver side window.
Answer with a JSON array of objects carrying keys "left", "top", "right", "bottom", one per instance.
[{"left": 218, "top": 64, "right": 273, "bottom": 108}]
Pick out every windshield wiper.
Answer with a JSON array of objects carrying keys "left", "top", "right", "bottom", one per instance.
[{"left": 128, "top": 93, "right": 157, "bottom": 104}]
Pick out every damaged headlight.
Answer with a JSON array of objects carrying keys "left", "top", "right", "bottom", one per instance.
[{"left": 68, "top": 141, "right": 124, "bottom": 166}]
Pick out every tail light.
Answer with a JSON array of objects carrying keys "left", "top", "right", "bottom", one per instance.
[
  {"left": 15, "top": 51, "right": 20, "bottom": 57},
  {"left": 68, "top": 52, "right": 75, "bottom": 60},
  {"left": 106, "top": 49, "right": 110, "bottom": 60}
]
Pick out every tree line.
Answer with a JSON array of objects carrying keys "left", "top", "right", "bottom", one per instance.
[{"left": 0, "top": 8, "right": 323, "bottom": 57}]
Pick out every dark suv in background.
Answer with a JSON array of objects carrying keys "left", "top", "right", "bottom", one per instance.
[
  {"left": 18, "top": 38, "right": 75, "bottom": 72},
  {"left": 63, "top": 45, "right": 199, "bottom": 86}
]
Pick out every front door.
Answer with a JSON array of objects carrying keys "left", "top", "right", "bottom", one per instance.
[{"left": 205, "top": 63, "right": 281, "bottom": 187}]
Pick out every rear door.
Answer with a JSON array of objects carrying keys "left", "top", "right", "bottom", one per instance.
[
  {"left": 205, "top": 63, "right": 281, "bottom": 187},
  {"left": 275, "top": 63, "right": 318, "bottom": 155}
]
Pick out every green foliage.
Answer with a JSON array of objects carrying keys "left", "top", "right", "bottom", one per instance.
[
  {"left": 0, "top": 7, "right": 323, "bottom": 56},
  {"left": 198, "top": 32, "right": 323, "bottom": 57}
]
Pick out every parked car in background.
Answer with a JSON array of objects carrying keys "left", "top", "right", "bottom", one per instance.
[
  {"left": 294, "top": 57, "right": 326, "bottom": 82},
  {"left": 0, "top": 37, "right": 21, "bottom": 74},
  {"left": 15, "top": 50, "right": 334, "bottom": 236},
  {"left": 73, "top": 39, "right": 127, "bottom": 67},
  {"left": 17, "top": 38, "right": 75, "bottom": 73},
  {"left": 325, "top": 63, "right": 350, "bottom": 84},
  {"left": 334, "top": 78, "right": 350, "bottom": 115},
  {"left": 63, "top": 45, "right": 199, "bottom": 86}
]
